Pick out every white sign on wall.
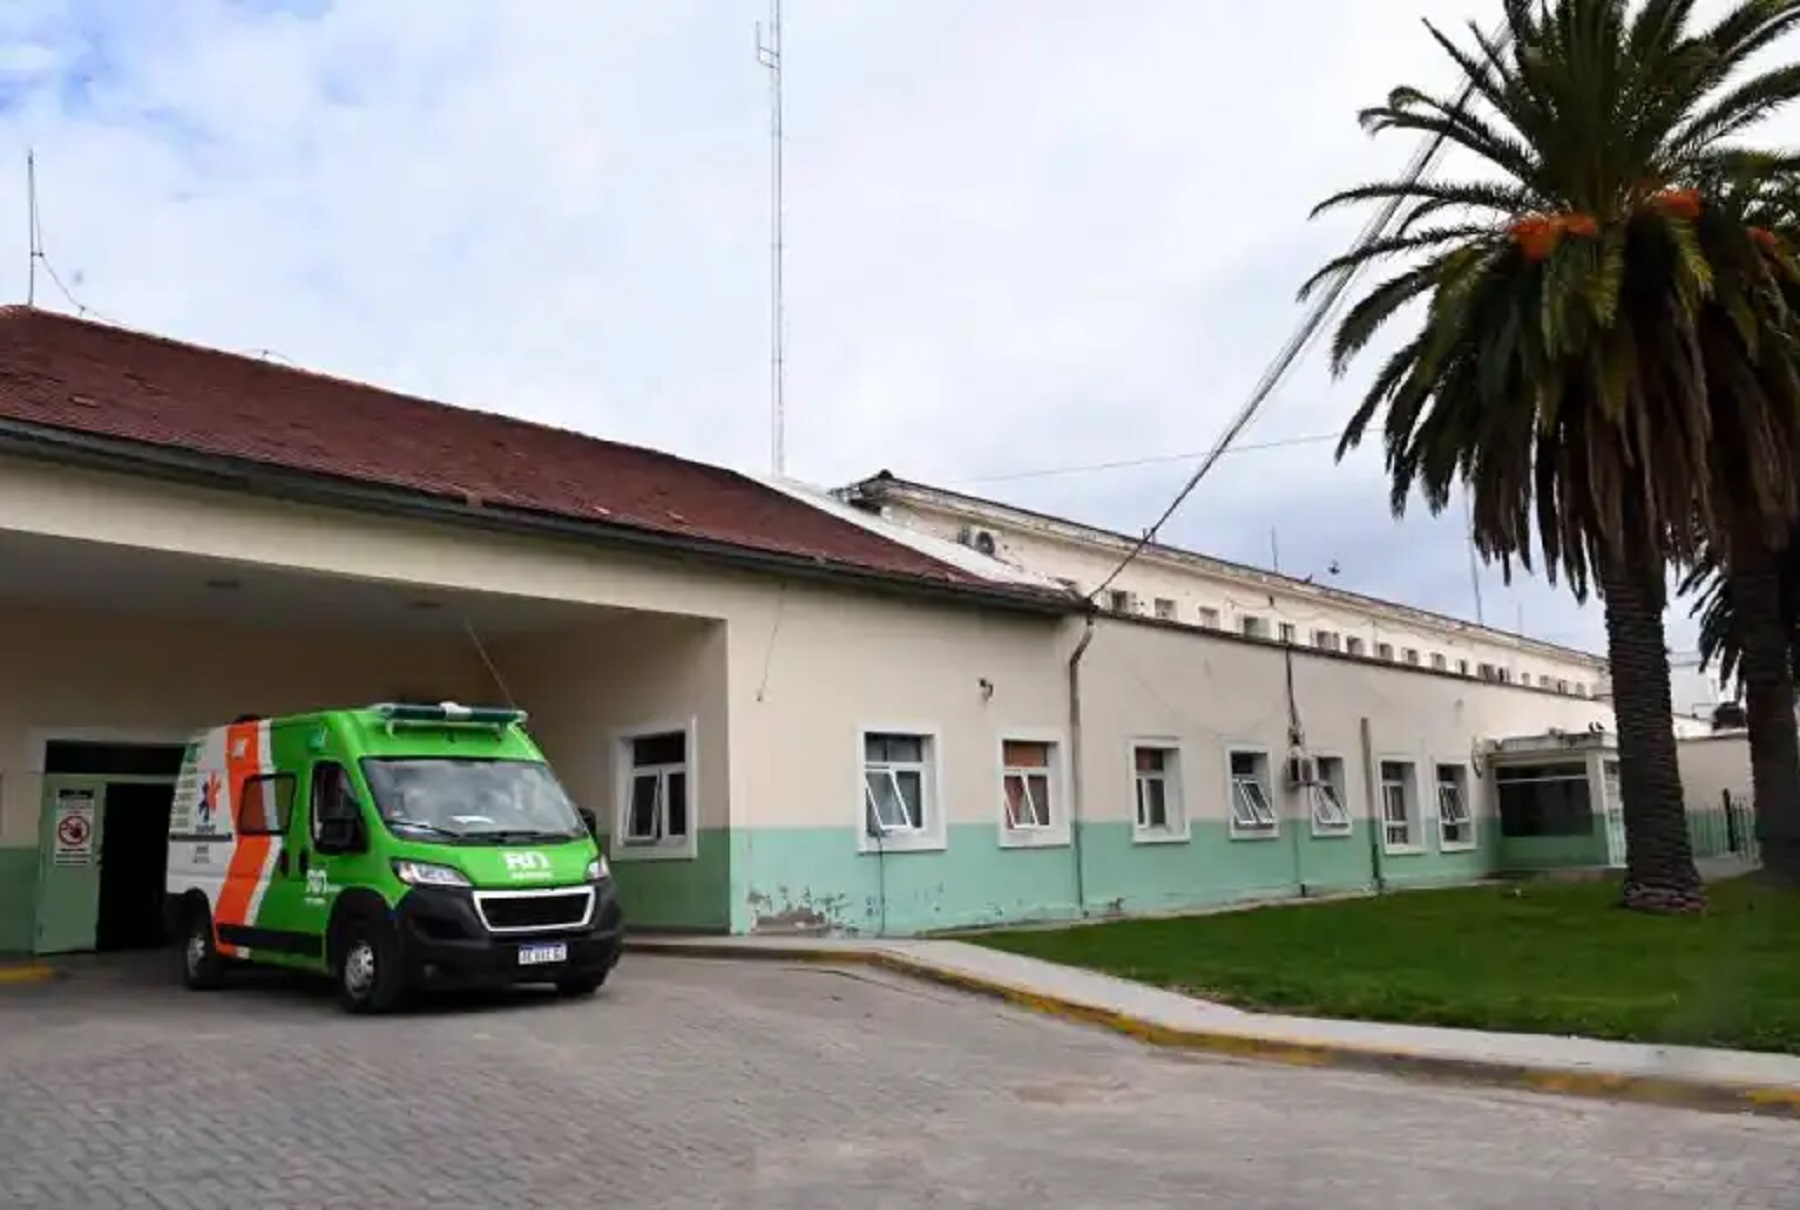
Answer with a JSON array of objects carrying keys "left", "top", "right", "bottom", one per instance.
[{"left": 52, "top": 790, "right": 96, "bottom": 866}]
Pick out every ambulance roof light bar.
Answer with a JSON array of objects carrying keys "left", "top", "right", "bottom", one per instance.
[{"left": 370, "top": 701, "right": 529, "bottom": 732}]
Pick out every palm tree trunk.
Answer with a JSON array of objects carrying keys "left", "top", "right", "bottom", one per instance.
[
  {"left": 1724, "top": 529, "right": 1800, "bottom": 884},
  {"left": 1598, "top": 550, "right": 1705, "bottom": 913}
]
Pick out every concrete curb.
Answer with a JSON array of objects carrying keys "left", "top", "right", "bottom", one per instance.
[
  {"left": 625, "top": 939, "right": 1800, "bottom": 1120},
  {"left": 0, "top": 962, "right": 56, "bottom": 987}
]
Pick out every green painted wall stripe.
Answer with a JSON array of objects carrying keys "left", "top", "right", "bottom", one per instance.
[
  {"left": 0, "top": 848, "right": 35, "bottom": 955},
  {"left": 605, "top": 827, "right": 732, "bottom": 932},
  {"left": 737, "top": 820, "right": 1513, "bottom": 936}
]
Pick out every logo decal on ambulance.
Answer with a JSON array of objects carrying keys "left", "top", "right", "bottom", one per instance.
[
  {"left": 196, "top": 771, "right": 221, "bottom": 832},
  {"left": 503, "top": 852, "right": 554, "bottom": 880}
]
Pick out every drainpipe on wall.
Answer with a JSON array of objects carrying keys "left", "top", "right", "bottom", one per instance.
[
  {"left": 1068, "top": 609, "right": 1098, "bottom": 919},
  {"left": 1360, "top": 715, "right": 1387, "bottom": 894}
]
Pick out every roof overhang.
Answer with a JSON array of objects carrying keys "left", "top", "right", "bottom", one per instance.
[{"left": 0, "top": 418, "right": 1079, "bottom": 620}]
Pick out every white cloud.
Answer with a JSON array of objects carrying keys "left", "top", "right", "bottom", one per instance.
[{"left": 0, "top": 0, "right": 1778, "bottom": 671}]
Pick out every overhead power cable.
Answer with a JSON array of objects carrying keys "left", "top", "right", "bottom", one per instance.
[
  {"left": 1086, "top": 22, "right": 1509, "bottom": 604},
  {"left": 956, "top": 431, "right": 1338, "bottom": 486}
]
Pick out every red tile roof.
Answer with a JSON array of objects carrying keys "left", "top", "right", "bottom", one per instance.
[{"left": 0, "top": 307, "right": 993, "bottom": 590}]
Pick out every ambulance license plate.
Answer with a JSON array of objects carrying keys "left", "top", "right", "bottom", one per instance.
[{"left": 518, "top": 942, "right": 567, "bottom": 966}]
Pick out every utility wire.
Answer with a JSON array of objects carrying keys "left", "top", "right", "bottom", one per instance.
[
  {"left": 36, "top": 255, "right": 119, "bottom": 326},
  {"left": 26, "top": 153, "right": 122, "bottom": 326},
  {"left": 956, "top": 431, "right": 1339, "bottom": 486},
  {"left": 1086, "top": 23, "right": 1507, "bottom": 605}
]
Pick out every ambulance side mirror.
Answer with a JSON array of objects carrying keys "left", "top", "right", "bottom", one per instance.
[{"left": 578, "top": 807, "right": 599, "bottom": 838}]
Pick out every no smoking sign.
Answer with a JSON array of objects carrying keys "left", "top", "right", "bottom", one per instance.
[{"left": 52, "top": 789, "right": 96, "bottom": 866}]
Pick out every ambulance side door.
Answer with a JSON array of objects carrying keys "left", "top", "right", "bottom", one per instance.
[{"left": 297, "top": 758, "right": 374, "bottom": 947}]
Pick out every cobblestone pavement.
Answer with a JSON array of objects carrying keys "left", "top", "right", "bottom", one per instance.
[{"left": 0, "top": 954, "right": 1795, "bottom": 1209}]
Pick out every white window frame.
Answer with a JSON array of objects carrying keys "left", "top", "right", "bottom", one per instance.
[
  {"left": 857, "top": 725, "right": 946, "bottom": 854},
  {"left": 1378, "top": 756, "right": 1422, "bottom": 854},
  {"left": 1129, "top": 737, "right": 1188, "bottom": 844},
  {"left": 611, "top": 719, "right": 699, "bottom": 862},
  {"left": 1402, "top": 647, "right": 1421, "bottom": 666},
  {"left": 1225, "top": 746, "right": 1279, "bottom": 839},
  {"left": 1345, "top": 636, "right": 1366, "bottom": 657},
  {"left": 1435, "top": 762, "right": 1477, "bottom": 852},
  {"left": 1278, "top": 622, "right": 1297, "bottom": 644},
  {"left": 997, "top": 730, "right": 1070, "bottom": 848},
  {"left": 1309, "top": 753, "right": 1354, "bottom": 838},
  {"left": 1430, "top": 653, "right": 1448, "bottom": 671},
  {"left": 1376, "top": 642, "right": 1395, "bottom": 661},
  {"left": 1197, "top": 606, "right": 1221, "bottom": 630},
  {"left": 1241, "top": 615, "right": 1268, "bottom": 639},
  {"left": 1153, "top": 597, "right": 1177, "bottom": 620}
]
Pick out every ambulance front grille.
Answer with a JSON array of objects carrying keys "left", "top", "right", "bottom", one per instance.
[{"left": 473, "top": 889, "right": 595, "bottom": 933}]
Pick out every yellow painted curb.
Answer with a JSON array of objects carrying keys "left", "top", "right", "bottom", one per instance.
[
  {"left": 625, "top": 940, "right": 1800, "bottom": 1119},
  {"left": 0, "top": 963, "right": 55, "bottom": 986}
]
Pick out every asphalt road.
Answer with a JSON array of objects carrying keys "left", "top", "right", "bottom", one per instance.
[{"left": 0, "top": 953, "right": 1793, "bottom": 1209}]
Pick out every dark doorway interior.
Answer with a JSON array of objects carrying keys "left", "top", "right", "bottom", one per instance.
[
  {"left": 97, "top": 782, "right": 176, "bottom": 952},
  {"left": 46, "top": 742, "right": 187, "bottom": 777}
]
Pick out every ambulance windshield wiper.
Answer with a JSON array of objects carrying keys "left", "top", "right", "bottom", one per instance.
[
  {"left": 484, "top": 828, "right": 582, "bottom": 843},
  {"left": 388, "top": 819, "right": 468, "bottom": 841}
]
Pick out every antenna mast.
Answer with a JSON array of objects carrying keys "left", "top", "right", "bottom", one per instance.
[
  {"left": 756, "top": 0, "right": 786, "bottom": 477},
  {"left": 25, "top": 150, "right": 38, "bottom": 307},
  {"left": 1464, "top": 487, "right": 1486, "bottom": 625}
]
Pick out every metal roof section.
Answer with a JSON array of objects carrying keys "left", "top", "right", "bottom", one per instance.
[
  {"left": 748, "top": 472, "right": 1082, "bottom": 597},
  {"left": 842, "top": 470, "right": 1609, "bottom": 668}
]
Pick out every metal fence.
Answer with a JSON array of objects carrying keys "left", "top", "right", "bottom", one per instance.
[{"left": 1689, "top": 789, "right": 1759, "bottom": 861}]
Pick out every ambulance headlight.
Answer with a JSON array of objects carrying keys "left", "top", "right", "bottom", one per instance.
[
  {"left": 392, "top": 860, "right": 471, "bottom": 888},
  {"left": 585, "top": 856, "right": 610, "bottom": 882}
]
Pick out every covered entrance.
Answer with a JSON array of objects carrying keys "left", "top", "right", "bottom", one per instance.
[
  {"left": 0, "top": 525, "right": 730, "bottom": 955},
  {"left": 34, "top": 740, "right": 187, "bottom": 954},
  {"left": 1487, "top": 730, "right": 1623, "bottom": 874}
]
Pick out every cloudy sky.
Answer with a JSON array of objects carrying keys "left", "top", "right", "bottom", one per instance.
[{"left": 0, "top": 0, "right": 1772, "bottom": 708}]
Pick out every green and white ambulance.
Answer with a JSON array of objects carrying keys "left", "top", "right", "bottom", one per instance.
[{"left": 163, "top": 701, "right": 623, "bottom": 1013}]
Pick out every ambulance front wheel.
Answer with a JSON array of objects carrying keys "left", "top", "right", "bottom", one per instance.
[
  {"left": 177, "top": 900, "right": 228, "bottom": 992},
  {"left": 334, "top": 914, "right": 406, "bottom": 1015}
]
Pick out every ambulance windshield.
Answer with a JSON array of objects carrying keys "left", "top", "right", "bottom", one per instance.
[{"left": 361, "top": 758, "right": 586, "bottom": 842}]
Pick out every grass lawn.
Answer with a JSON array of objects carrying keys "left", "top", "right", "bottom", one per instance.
[{"left": 970, "top": 877, "right": 1800, "bottom": 1054}]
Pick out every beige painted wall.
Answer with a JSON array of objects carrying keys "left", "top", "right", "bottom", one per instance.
[
  {"left": 885, "top": 500, "right": 1606, "bottom": 698},
  {"left": 726, "top": 582, "right": 1070, "bottom": 835},
  {"left": 1077, "top": 619, "right": 1618, "bottom": 831},
  {"left": 493, "top": 615, "right": 731, "bottom": 839},
  {"left": 723, "top": 589, "right": 1617, "bottom": 839},
  {"left": 0, "top": 604, "right": 491, "bottom": 846},
  {"left": 0, "top": 456, "right": 1622, "bottom": 852},
  {"left": 1677, "top": 731, "right": 1753, "bottom": 814}
]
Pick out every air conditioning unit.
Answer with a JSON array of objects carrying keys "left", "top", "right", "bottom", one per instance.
[
  {"left": 955, "top": 526, "right": 1000, "bottom": 555},
  {"left": 1286, "top": 754, "right": 1319, "bottom": 786}
]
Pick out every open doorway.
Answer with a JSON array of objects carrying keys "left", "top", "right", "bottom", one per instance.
[
  {"left": 97, "top": 782, "right": 176, "bottom": 951},
  {"left": 38, "top": 740, "right": 187, "bottom": 954}
]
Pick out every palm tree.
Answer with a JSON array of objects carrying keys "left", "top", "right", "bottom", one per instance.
[
  {"left": 1302, "top": 0, "right": 1800, "bottom": 911},
  {"left": 1684, "top": 515, "right": 1800, "bottom": 880},
  {"left": 1685, "top": 526, "right": 1800, "bottom": 691},
  {"left": 1675, "top": 166, "right": 1800, "bottom": 884}
]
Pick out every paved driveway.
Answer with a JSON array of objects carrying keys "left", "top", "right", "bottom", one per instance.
[{"left": 0, "top": 954, "right": 1794, "bottom": 1209}]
